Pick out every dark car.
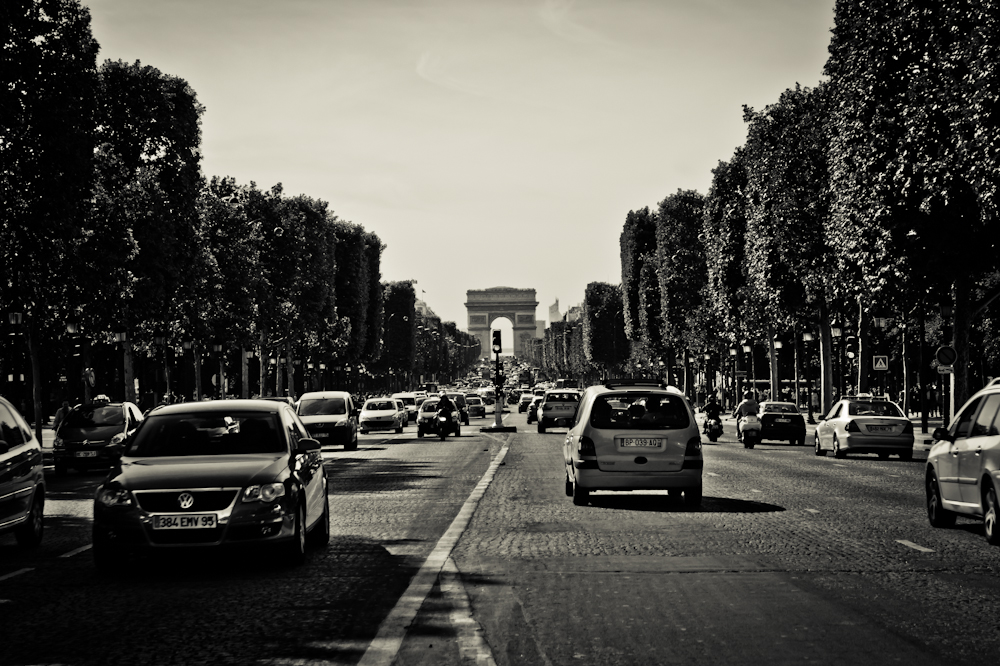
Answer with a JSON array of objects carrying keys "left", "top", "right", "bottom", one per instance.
[
  {"left": 53, "top": 397, "right": 143, "bottom": 474},
  {"left": 92, "top": 399, "right": 329, "bottom": 571},
  {"left": 0, "top": 396, "right": 45, "bottom": 547},
  {"left": 444, "top": 392, "right": 470, "bottom": 426},
  {"left": 758, "top": 401, "right": 807, "bottom": 446},
  {"left": 416, "top": 398, "right": 461, "bottom": 438}
]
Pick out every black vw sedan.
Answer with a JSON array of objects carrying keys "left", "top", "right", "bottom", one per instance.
[{"left": 92, "top": 400, "right": 329, "bottom": 571}]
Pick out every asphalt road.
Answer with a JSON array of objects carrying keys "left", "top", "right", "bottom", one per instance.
[{"left": 3, "top": 408, "right": 996, "bottom": 666}]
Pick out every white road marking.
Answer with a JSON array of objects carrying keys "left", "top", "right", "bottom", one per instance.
[
  {"left": 706, "top": 472, "right": 719, "bottom": 477},
  {"left": 750, "top": 489, "right": 762, "bottom": 493},
  {"left": 59, "top": 544, "right": 92, "bottom": 558},
  {"left": 833, "top": 464, "right": 847, "bottom": 467},
  {"left": 357, "top": 438, "right": 510, "bottom": 666},
  {"left": 442, "top": 557, "right": 498, "bottom": 666},
  {"left": 896, "top": 540, "right": 934, "bottom": 553},
  {"left": 0, "top": 568, "right": 33, "bottom": 583},
  {"left": 804, "top": 508, "right": 819, "bottom": 514}
]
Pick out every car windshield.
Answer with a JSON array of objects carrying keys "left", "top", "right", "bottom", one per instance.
[
  {"left": 64, "top": 405, "right": 124, "bottom": 428},
  {"left": 396, "top": 397, "right": 415, "bottom": 406},
  {"left": 298, "top": 398, "right": 346, "bottom": 416},
  {"left": 447, "top": 394, "right": 467, "bottom": 407},
  {"left": 590, "top": 393, "right": 689, "bottom": 430},
  {"left": 545, "top": 392, "right": 580, "bottom": 403},
  {"left": 467, "top": 397, "right": 483, "bottom": 405},
  {"left": 847, "top": 401, "right": 902, "bottom": 417},
  {"left": 421, "top": 400, "right": 440, "bottom": 413},
  {"left": 365, "top": 400, "right": 395, "bottom": 411},
  {"left": 127, "top": 412, "right": 285, "bottom": 456},
  {"left": 762, "top": 403, "right": 799, "bottom": 414}
]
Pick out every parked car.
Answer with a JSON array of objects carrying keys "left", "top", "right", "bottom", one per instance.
[
  {"left": 926, "top": 378, "right": 1000, "bottom": 544},
  {"left": 53, "top": 397, "right": 143, "bottom": 475},
  {"left": 466, "top": 396, "right": 486, "bottom": 419},
  {"left": 563, "top": 379, "right": 703, "bottom": 507},
  {"left": 0, "top": 396, "right": 45, "bottom": 546},
  {"left": 536, "top": 390, "right": 581, "bottom": 433},
  {"left": 296, "top": 391, "right": 358, "bottom": 450},
  {"left": 416, "top": 398, "right": 461, "bottom": 438},
  {"left": 814, "top": 395, "right": 913, "bottom": 459},
  {"left": 758, "top": 401, "right": 807, "bottom": 446},
  {"left": 92, "top": 399, "right": 329, "bottom": 570},
  {"left": 359, "top": 398, "right": 406, "bottom": 434}
]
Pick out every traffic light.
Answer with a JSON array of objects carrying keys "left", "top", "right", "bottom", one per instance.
[
  {"left": 845, "top": 336, "right": 857, "bottom": 359},
  {"left": 492, "top": 330, "right": 502, "bottom": 354}
]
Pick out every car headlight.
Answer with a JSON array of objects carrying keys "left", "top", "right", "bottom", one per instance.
[
  {"left": 243, "top": 483, "right": 286, "bottom": 503},
  {"left": 54, "top": 436, "right": 65, "bottom": 449},
  {"left": 97, "top": 486, "right": 133, "bottom": 507},
  {"left": 334, "top": 420, "right": 349, "bottom": 427},
  {"left": 110, "top": 432, "right": 126, "bottom": 446}
]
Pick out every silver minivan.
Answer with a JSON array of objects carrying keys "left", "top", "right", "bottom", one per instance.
[
  {"left": 0, "top": 396, "right": 45, "bottom": 546},
  {"left": 563, "top": 380, "right": 703, "bottom": 507}
]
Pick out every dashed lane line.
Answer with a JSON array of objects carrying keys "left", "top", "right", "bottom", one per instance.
[
  {"left": 59, "top": 544, "right": 92, "bottom": 558},
  {"left": 805, "top": 508, "right": 820, "bottom": 514},
  {"left": 0, "top": 568, "right": 34, "bottom": 583},
  {"left": 357, "top": 436, "right": 511, "bottom": 666},
  {"left": 897, "top": 540, "right": 934, "bottom": 553}
]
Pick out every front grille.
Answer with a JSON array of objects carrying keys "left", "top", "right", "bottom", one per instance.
[{"left": 135, "top": 490, "right": 238, "bottom": 512}]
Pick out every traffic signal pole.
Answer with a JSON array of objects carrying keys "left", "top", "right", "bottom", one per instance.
[{"left": 481, "top": 330, "right": 516, "bottom": 433}]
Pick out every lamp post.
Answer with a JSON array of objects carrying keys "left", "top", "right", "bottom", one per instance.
[
  {"left": 243, "top": 349, "right": 254, "bottom": 398},
  {"left": 803, "top": 332, "right": 816, "bottom": 424},
  {"left": 772, "top": 336, "right": 783, "bottom": 401},
  {"left": 741, "top": 340, "right": 753, "bottom": 399},
  {"left": 211, "top": 341, "right": 224, "bottom": 398},
  {"left": 830, "top": 321, "right": 842, "bottom": 400},
  {"left": 182, "top": 338, "right": 198, "bottom": 401},
  {"left": 729, "top": 345, "right": 739, "bottom": 409}
]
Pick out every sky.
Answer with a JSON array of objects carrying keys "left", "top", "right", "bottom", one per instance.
[{"left": 86, "top": 0, "right": 836, "bottom": 333}]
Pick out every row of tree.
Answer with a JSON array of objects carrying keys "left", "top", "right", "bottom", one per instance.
[
  {"left": 2, "top": 1, "right": 478, "bottom": 435},
  {"left": 525, "top": 2, "right": 1000, "bottom": 417}
]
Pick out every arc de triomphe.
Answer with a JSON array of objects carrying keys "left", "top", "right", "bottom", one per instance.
[{"left": 466, "top": 287, "right": 539, "bottom": 358}]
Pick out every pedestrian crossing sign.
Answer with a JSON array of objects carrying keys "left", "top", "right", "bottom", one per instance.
[{"left": 873, "top": 355, "right": 888, "bottom": 371}]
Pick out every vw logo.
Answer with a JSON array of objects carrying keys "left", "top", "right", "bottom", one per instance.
[{"left": 177, "top": 492, "right": 195, "bottom": 510}]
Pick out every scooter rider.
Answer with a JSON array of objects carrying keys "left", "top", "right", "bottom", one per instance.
[
  {"left": 437, "top": 394, "right": 456, "bottom": 427},
  {"left": 703, "top": 395, "right": 723, "bottom": 433},
  {"left": 732, "top": 391, "right": 760, "bottom": 441}
]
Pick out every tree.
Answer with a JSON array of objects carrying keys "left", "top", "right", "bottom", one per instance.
[
  {"left": 582, "top": 283, "right": 628, "bottom": 376},
  {"left": 655, "top": 190, "right": 708, "bottom": 356},
  {"left": 2, "top": 0, "right": 99, "bottom": 434},
  {"left": 620, "top": 207, "right": 657, "bottom": 341},
  {"left": 824, "top": 0, "right": 1000, "bottom": 409}
]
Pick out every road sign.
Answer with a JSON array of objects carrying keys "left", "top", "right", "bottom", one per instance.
[
  {"left": 936, "top": 346, "right": 957, "bottom": 366},
  {"left": 873, "top": 355, "right": 888, "bottom": 371},
  {"left": 938, "top": 365, "right": 954, "bottom": 374}
]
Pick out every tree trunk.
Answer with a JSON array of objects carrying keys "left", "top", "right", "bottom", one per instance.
[
  {"left": 124, "top": 341, "right": 136, "bottom": 404},
  {"left": 818, "top": 300, "right": 834, "bottom": 415},
  {"left": 768, "top": 328, "right": 778, "bottom": 400},
  {"left": 857, "top": 298, "right": 870, "bottom": 394},
  {"left": 953, "top": 276, "right": 971, "bottom": 415},
  {"left": 194, "top": 344, "right": 202, "bottom": 401},
  {"left": 27, "top": 322, "right": 43, "bottom": 443}
]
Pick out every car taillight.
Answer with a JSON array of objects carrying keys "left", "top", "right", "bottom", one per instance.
[
  {"left": 685, "top": 437, "right": 702, "bottom": 456},
  {"left": 578, "top": 436, "right": 596, "bottom": 456},
  {"left": 846, "top": 420, "right": 860, "bottom": 433}
]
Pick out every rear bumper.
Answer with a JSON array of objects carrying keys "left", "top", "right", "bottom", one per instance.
[
  {"left": 843, "top": 434, "right": 914, "bottom": 453},
  {"left": 572, "top": 463, "right": 701, "bottom": 490}
]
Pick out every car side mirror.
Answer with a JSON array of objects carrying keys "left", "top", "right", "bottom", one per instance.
[
  {"left": 296, "top": 437, "right": 321, "bottom": 453},
  {"left": 932, "top": 427, "right": 953, "bottom": 443}
]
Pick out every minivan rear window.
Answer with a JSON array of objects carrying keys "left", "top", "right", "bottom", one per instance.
[{"left": 590, "top": 394, "right": 689, "bottom": 430}]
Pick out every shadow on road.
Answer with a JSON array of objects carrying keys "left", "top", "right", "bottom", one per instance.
[
  {"left": 587, "top": 494, "right": 785, "bottom": 514},
  {"left": 324, "top": 457, "right": 441, "bottom": 493}
]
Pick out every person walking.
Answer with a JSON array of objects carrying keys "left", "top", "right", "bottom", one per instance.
[{"left": 52, "top": 400, "right": 70, "bottom": 432}]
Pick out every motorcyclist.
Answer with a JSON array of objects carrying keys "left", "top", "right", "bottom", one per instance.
[
  {"left": 732, "top": 391, "right": 760, "bottom": 441},
  {"left": 702, "top": 395, "right": 723, "bottom": 434},
  {"left": 436, "top": 394, "right": 456, "bottom": 429}
]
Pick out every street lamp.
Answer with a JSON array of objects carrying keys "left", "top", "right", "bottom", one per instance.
[{"left": 831, "top": 321, "right": 842, "bottom": 398}]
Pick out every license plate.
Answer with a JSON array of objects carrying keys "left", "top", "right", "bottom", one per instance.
[
  {"left": 775, "top": 418, "right": 790, "bottom": 423},
  {"left": 312, "top": 432, "right": 329, "bottom": 438},
  {"left": 621, "top": 438, "right": 663, "bottom": 448},
  {"left": 153, "top": 514, "right": 217, "bottom": 530},
  {"left": 867, "top": 425, "right": 895, "bottom": 433},
  {"left": 74, "top": 450, "right": 98, "bottom": 458}
]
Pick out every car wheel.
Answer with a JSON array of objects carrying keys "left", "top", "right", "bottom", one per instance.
[
  {"left": 395, "top": 426, "right": 403, "bottom": 434},
  {"left": 878, "top": 452, "right": 890, "bottom": 460},
  {"left": 308, "top": 491, "right": 331, "bottom": 547},
  {"left": 345, "top": 437, "right": 358, "bottom": 451},
  {"left": 684, "top": 486, "right": 703, "bottom": 509},
  {"left": 538, "top": 422, "right": 546, "bottom": 434},
  {"left": 359, "top": 430, "right": 368, "bottom": 436},
  {"left": 14, "top": 491, "right": 43, "bottom": 547},
  {"left": 985, "top": 484, "right": 1000, "bottom": 546},
  {"left": 708, "top": 434, "right": 718, "bottom": 443},
  {"left": 53, "top": 463, "right": 68, "bottom": 476},
  {"left": 284, "top": 504, "right": 307, "bottom": 566},
  {"left": 464, "top": 417, "right": 469, "bottom": 426},
  {"left": 926, "top": 472, "right": 956, "bottom": 528},
  {"left": 814, "top": 433, "right": 826, "bottom": 456},
  {"left": 833, "top": 437, "right": 845, "bottom": 459},
  {"left": 899, "top": 450, "right": 913, "bottom": 461},
  {"left": 564, "top": 471, "right": 573, "bottom": 497},
  {"left": 417, "top": 429, "right": 424, "bottom": 438},
  {"left": 571, "top": 478, "right": 589, "bottom": 506},
  {"left": 455, "top": 426, "right": 461, "bottom": 437}
]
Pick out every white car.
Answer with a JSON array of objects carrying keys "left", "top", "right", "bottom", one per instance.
[
  {"left": 296, "top": 391, "right": 359, "bottom": 450},
  {"left": 563, "top": 380, "right": 703, "bottom": 507},
  {"left": 391, "top": 392, "right": 418, "bottom": 423},
  {"left": 359, "top": 398, "right": 406, "bottom": 434}
]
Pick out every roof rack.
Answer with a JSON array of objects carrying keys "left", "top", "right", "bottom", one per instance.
[{"left": 987, "top": 377, "right": 1000, "bottom": 388}]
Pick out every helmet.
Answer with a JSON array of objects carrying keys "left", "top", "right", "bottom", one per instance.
[
  {"left": 743, "top": 391, "right": 752, "bottom": 399},
  {"left": 708, "top": 395, "right": 717, "bottom": 403}
]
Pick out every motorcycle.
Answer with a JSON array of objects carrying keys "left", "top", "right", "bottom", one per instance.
[
  {"left": 436, "top": 409, "right": 460, "bottom": 440},
  {"left": 703, "top": 417, "right": 723, "bottom": 443},
  {"left": 738, "top": 414, "right": 761, "bottom": 449}
]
